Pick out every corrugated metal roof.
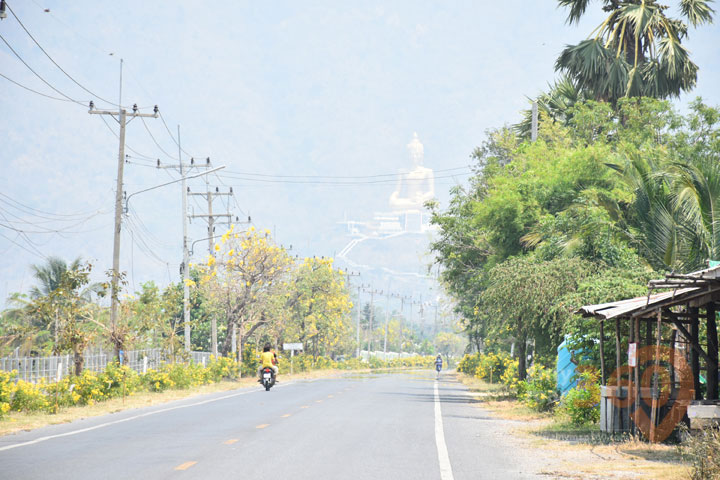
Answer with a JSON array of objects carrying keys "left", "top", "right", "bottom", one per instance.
[{"left": 578, "top": 287, "right": 698, "bottom": 320}]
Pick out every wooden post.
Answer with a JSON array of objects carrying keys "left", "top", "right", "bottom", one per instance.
[
  {"left": 599, "top": 320, "right": 606, "bottom": 386},
  {"left": 707, "top": 302, "right": 718, "bottom": 400},
  {"left": 634, "top": 316, "right": 641, "bottom": 436},
  {"left": 690, "top": 306, "right": 702, "bottom": 401},
  {"left": 670, "top": 327, "right": 677, "bottom": 389},
  {"left": 615, "top": 317, "right": 624, "bottom": 431},
  {"left": 628, "top": 317, "right": 635, "bottom": 433},
  {"left": 649, "top": 310, "right": 662, "bottom": 442}
]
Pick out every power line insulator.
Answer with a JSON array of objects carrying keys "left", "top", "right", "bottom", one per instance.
[
  {"left": 153, "top": 105, "right": 159, "bottom": 114},
  {"left": 206, "top": 157, "right": 210, "bottom": 165}
]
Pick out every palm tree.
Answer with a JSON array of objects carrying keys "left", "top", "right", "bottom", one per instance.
[
  {"left": 515, "top": 75, "right": 586, "bottom": 139},
  {"left": 671, "top": 155, "right": 720, "bottom": 269},
  {"left": 555, "top": 0, "right": 714, "bottom": 103},
  {"left": 29, "top": 256, "right": 82, "bottom": 299}
]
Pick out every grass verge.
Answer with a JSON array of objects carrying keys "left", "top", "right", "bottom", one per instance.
[{"left": 456, "top": 373, "right": 689, "bottom": 480}]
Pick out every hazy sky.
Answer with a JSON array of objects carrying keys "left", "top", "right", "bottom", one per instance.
[{"left": 1, "top": 1, "right": 719, "bottom": 307}]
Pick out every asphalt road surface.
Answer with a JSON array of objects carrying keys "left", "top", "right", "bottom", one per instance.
[{"left": 0, "top": 370, "right": 542, "bottom": 479}]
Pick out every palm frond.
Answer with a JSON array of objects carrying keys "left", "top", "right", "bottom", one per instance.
[
  {"left": 681, "top": 0, "right": 715, "bottom": 26},
  {"left": 558, "top": 0, "right": 594, "bottom": 25}
]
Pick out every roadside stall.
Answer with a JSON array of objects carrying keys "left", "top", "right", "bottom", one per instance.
[{"left": 578, "top": 266, "right": 720, "bottom": 441}]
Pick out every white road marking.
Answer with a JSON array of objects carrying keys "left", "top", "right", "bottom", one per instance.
[
  {"left": 434, "top": 380, "right": 455, "bottom": 480},
  {"left": 0, "top": 382, "right": 295, "bottom": 452}
]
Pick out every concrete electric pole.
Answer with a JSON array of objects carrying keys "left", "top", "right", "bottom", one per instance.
[
  {"left": 89, "top": 102, "right": 158, "bottom": 359},
  {"left": 188, "top": 179, "right": 235, "bottom": 357}
]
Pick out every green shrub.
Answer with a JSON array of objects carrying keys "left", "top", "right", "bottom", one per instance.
[
  {"left": 559, "top": 369, "right": 600, "bottom": 425},
  {"left": 73, "top": 370, "right": 108, "bottom": 405},
  {"left": 241, "top": 348, "right": 260, "bottom": 377},
  {"left": 520, "top": 364, "right": 557, "bottom": 411},
  {"left": 142, "top": 367, "right": 175, "bottom": 392},
  {"left": 206, "top": 355, "right": 239, "bottom": 381},
  {"left": 457, "top": 353, "right": 481, "bottom": 375},
  {"left": 45, "top": 377, "right": 81, "bottom": 411},
  {"left": 99, "top": 362, "right": 141, "bottom": 398},
  {"left": 499, "top": 358, "right": 523, "bottom": 396},
  {"left": 0, "top": 370, "right": 17, "bottom": 418},
  {"left": 11, "top": 379, "right": 50, "bottom": 413},
  {"left": 476, "top": 351, "right": 513, "bottom": 383}
]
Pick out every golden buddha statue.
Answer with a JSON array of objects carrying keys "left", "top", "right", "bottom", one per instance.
[{"left": 389, "top": 133, "right": 435, "bottom": 212}]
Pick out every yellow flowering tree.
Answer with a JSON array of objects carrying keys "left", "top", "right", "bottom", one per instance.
[
  {"left": 284, "top": 257, "right": 353, "bottom": 359},
  {"left": 195, "top": 227, "right": 293, "bottom": 356}
]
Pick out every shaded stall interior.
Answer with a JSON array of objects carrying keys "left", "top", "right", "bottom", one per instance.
[{"left": 578, "top": 266, "right": 720, "bottom": 441}]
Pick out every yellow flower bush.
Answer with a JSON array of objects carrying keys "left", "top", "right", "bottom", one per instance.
[{"left": 0, "top": 370, "right": 16, "bottom": 418}]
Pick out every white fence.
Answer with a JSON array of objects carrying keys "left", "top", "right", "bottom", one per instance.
[
  {"left": 359, "top": 350, "right": 416, "bottom": 361},
  {"left": 0, "top": 348, "right": 213, "bottom": 383}
]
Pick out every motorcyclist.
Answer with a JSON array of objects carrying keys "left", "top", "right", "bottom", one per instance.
[
  {"left": 435, "top": 354, "right": 443, "bottom": 376},
  {"left": 258, "top": 344, "right": 279, "bottom": 383}
]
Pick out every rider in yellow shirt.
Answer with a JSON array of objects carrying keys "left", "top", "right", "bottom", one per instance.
[{"left": 258, "top": 344, "right": 279, "bottom": 382}]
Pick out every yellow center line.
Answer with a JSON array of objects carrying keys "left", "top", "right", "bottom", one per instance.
[
  {"left": 174, "top": 461, "right": 197, "bottom": 471},
  {"left": 300, "top": 405, "right": 310, "bottom": 409},
  {"left": 256, "top": 424, "right": 270, "bottom": 429},
  {"left": 281, "top": 413, "right": 291, "bottom": 418},
  {"left": 327, "top": 394, "right": 334, "bottom": 398},
  {"left": 315, "top": 400, "right": 323, "bottom": 403},
  {"left": 223, "top": 439, "right": 239, "bottom": 445}
]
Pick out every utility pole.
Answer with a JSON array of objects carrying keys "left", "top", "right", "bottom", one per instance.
[
  {"left": 158, "top": 155, "right": 216, "bottom": 353},
  {"left": 356, "top": 285, "right": 363, "bottom": 358},
  {"left": 368, "top": 289, "right": 375, "bottom": 353},
  {"left": 341, "top": 272, "right": 361, "bottom": 358},
  {"left": 362, "top": 287, "right": 384, "bottom": 355},
  {"left": 178, "top": 126, "right": 191, "bottom": 352},
  {"left": 188, "top": 177, "right": 235, "bottom": 357},
  {"left": 89, "top": 102, "right": 158, "bottom": 359},
  {"left": 383, "top": 291, "right": 391, "bottom": 360},
  {"left": 531, "top": 101, "right": 538, "bottom": 142}
]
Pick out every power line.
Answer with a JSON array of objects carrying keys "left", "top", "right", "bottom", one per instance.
[
  {"left": 220, "top": 165, "right": 472, "bottom": 180},
  {"left": 124, "top": 216, "right": 173, "bottom": 266},
  {"left": 158, "top": 112, "right": 196, "bottom": 158},
  {"left": 5, "top": 2, "right": 120, "bottom": 108},
  {"left": 0, "top": 230, "right": 46, "bottom": 259},
  {"left": 0, "top": 32, "right": 86, "bottom": 106},
  {"left": 127, "top": 205, "right": 175, "bottom": 249},
  {"left": 0, "top": 70, "right": 74, "bottom": 102},
  {"left": 97, "top": 115, "right": 158, "bottom": 161},
  {"left": 140, "top": 116, "right": 176, "bottom": 160},
  {"left": 0, "top": 192, "right": 104, "bottom": 219},
  {"left": 216, "top": 171, "right": 473, "bottom": 185}
]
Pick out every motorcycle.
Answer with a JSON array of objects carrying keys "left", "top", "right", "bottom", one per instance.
[{"left": 261, "top": 366, "right": 276, "bottom": 391}]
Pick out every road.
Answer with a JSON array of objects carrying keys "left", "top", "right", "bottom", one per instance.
[{"left": 0, "top": 370, "right": 542, "bottom": 479}]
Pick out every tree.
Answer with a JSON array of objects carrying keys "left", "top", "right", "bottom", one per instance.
[
  {"left": 29, "top": 256, "right": 82, "bottom": 300},
  {"left": 284, "top": 257, "right": 353, "bottom": 359},
  {"left": 434, "top": 331, "right": 465, "bottom": 359},
  {"left": 196, "top": 226, "right": 293, "bottom": 357},
  {"left": 556, "top": 0, "right": 714, "bottom": 103},
  {"left": 482, "top": 256, "right": 592, "bottom": 380},
  {"left": 515, "top": 76, "right": 587, "bottom": 139},
  {"left": 30, "top": 262, "right": 104, "bottom": 374}
]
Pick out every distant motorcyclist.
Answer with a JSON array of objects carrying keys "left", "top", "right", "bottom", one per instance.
[
  {"left": 435, "top": 354, "right": 443, "bottom": 377},
  {"left": 258, "top": 344, "right": 279, "bottom": 383}
]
